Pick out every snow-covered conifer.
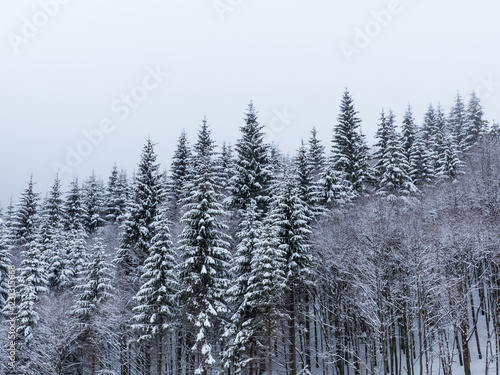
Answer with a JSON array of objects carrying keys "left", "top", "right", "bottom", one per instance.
[
  {"left": 462, "top": 91, "right": 488, "bottom": 150},
  {"left": 82, "top": 172, "right": 106, "bottom": 233},
  {"left": 230, "top": 102, "right": 272, "bottom": 212},
  {"left": 331, "top": 89, "right": 370, "bottom": 193},
  {"left": 401, "top": 104, "right": 417, "bottom": 162},
  {"left": 115, "top": 138, "right": 164, "bottom": 274},
  {"left": 179, "top": 118, "right": 231, "bottom": 374},
  {"left": 11, "top": 175, "right": 40, "bottom": 247},
  {"left": 307, "top": 127, "right": 326, "bottom": 181},
  {"left": 73, "top": 235, "right": 114, "bottom": 319}
]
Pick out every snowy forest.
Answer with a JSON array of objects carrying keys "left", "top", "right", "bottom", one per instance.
[{"left": 2, "top": 89, "right": 500, "bottom": 375}]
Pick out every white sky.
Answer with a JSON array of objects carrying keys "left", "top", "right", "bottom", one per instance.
[{"left": 1, "top": 0, "right": 500, "bottom": 206}]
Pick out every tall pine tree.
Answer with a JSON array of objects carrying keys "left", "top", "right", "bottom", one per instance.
[
  {"left": 331, "top": 89, "right": 370, "bottom": 193},
  {"left": 230, "top": 102, "right": 272, "bottom": 213},
  {"left": 178, "top": 118, "right": 232, "bottom": 375},
  {"left": 116, "top": 138, "right": 164, "bottom": 275}
]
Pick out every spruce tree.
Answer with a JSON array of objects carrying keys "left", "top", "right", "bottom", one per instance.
[
  {"left": 132, "top": 204, "right": 178, "bottom": 356},
  {"left": 409, "top": 133, "right": 435, "bottom": 186},
  {"left": 331, "top": 89, "right": 370, "bottom": 193},
  {"left": 11, "top": 175, "right": 40, "bottom": 247},
  {"left": 245, "top": 214, "right": 286, "bottom": 375},
  {"left": 105, "top": 165, "right": 129, "bottom": 223},
  {"left": 270, "top": 174, "right": 312, "bottom": 375},
  {"left": 116, "top": 138, "right": 164, "bottom": 274},
  {"left": 218, "top": 141, "right": 235, "bottom": 196},
  {"left": 421, "top": 103, "right": 437, "bottom": 143},
  {"left": 307, "top": 127, "right": 326, "bottom": 181},
  {"left": 448, "top": 92, "right": 467, "bottom": 149},
  {"left": 82, "top": 172, "right": 106, "bottom": 234},
  {"left": 64, "top": 178, "right": 85, "bottom": 232},
  {"left": 66, "top": 226, "right": 88, "bottom": 277},
  {"left": 319, "top": 165, "right": 354, "bottom": 208},
  {"left": 436, "top": 133, "right": 464, "bottom": 180},
  {"left": 16, "top": 237, "right": 48, "bottom": 348},
  {"left": 46, "top": 227, "right": 75, "bottom": 289},
  {"left": 377, "top": 127, "right": 417, "bottom": 196},
  {"left": 231, "top": 102, "right": 272, "bottom": 212},
  {"left": 167, "top": 130, "right": 192, "bottom": 217},
  {"left": 73, "top": 235, "right": 114, "bottom": 319},
  {"left": 3, "top": 198, "right": 15, "bottom": 246},
  {"left": 178, "top": 118, "right": 231, "bottom": 375},
  {"left": 63, "top": 178, "right": 88, "bottom": 278},
  {"left": 40, "top": 176, "right": 73, "bottom": 289},
  {"left": 490, "top": 120, "right": 500, "bottom": 141},
  {"left": 224, "top": 199, "right": 262, "bottom": 373},
  {"left": 44, "top": 174, "right": 64, "bottom": 228},
  {"left": 373, "top": 109, "right": 395, "bottom": 177},
  {"left": 462, "top": 91, "right": 488, "bottom": 150},
  {"left": 296, "top": 141, "right": 323, "bottom": 218},
  {"left": 401, "top": 104, "right": 417, "bottom": 162}
]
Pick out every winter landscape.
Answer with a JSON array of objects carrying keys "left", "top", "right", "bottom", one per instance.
[
  {"left": 2, "top": 1, "right": 500, "bottom": 375},
  {"left": 1, "top": 93, "right": 500, "bottom": 374}
]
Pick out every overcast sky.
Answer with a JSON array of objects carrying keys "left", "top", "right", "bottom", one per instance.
[{"left": 1, "top": 0, "right": 499, "bottom": 206}]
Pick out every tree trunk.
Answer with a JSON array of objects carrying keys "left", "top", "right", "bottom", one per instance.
[
  {"left": 290, "top": 288, "right": 297, "bottom": 375},
  {"left": 158, "top": 333, "right": 163, "bottom": 375},
  {"left": 461, "top": 320, "right": 472, "bottom": 375}
]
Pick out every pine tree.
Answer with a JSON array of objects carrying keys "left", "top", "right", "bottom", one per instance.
[
  {"left": 73, "top": 235, "right": 114, "bottom": 319},
  {"left": 307, "top": 127, "right": 326, "bottom": 181},
  {"left": 116, "top": 138, "right": 164, "bottom": 274},
  {"left": 44, "top": 174, "right": 64, "bottom": 228},
  {"left": 63, "top": 178, "right": 85, "bottom": 232},
  {"left": 16, "top": 237, "right": 48, "bottom": 347},
  {"left": 11, "top": 175, "right": 40, "bottom": 247},
  {"left": 331, "top": 89, "right": 370, "bottom": 193},
  {"left": 462, "top": 91, "right": 488, "bottom": 150},
  {"left": 82, "top": 172, "right": 106, "bottom": 234},
  {"left": 245, "top": 214, "right": 286, "bottom": 375},
  {"left": 436, "top": 133, "right": 464, "bottom": 180},
  {"left": 377, "top": 127, "right": 417, "bottom": 196},
  {"left": 231, "top": 102, "right": 272, "bottom": 212},
  {"left": 409, "top": 133, "right": 435, "bottom": 186},
  {"left": 39, "top": 176, "right": 73, "bottom": 289},
  {"left": 270, "top": 174, "right": 312, "bottom": 375},
  {"left": 105, "top": 165, "right": 129, "bottom": 223},
  {"left": 373, "top": 109, "right": 395, "bottom": 177},
  {"left": 66, "top": 226, "right": 88, "bottom": 277},
  {"left": 448, "top": 92, "right": 467, "bottom": 149},
  {"left": 167, "top": 130, "right": 192, "bottom": 216},
  {"left": 46, "top": 228, "right": 75, "bottom": 289},
  {"left": 319, "top": 165, "right": 354, "bottom": 208},
  {"left": 132, "top": 205, "right": 177, "bottom": 336},
  {"left": 295, "top": 141, "right": 323, "bottom": 218},
  {"left": 224, "top": 199, "right": 262, "bottom": 373},
  {"left": 218, "top": 141, "right": 235, "bottom": 196},
  {"left": 178, "top": 118, "right": 231, "bottom": 375},
  {"left": 421, "top": 103, "right": 437, "bottom": 143},
  {"left": 61, "top": 177, "right": 89, "bottom": 279},
  {"left": 490, "top": 120, "right": 500, "bottom": 141},
  {"left": 401, "top": 104, "right": 417, "bottom": 162},
  {"left": 3, "top": 197, "right": 15, "bottom": 246}
]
